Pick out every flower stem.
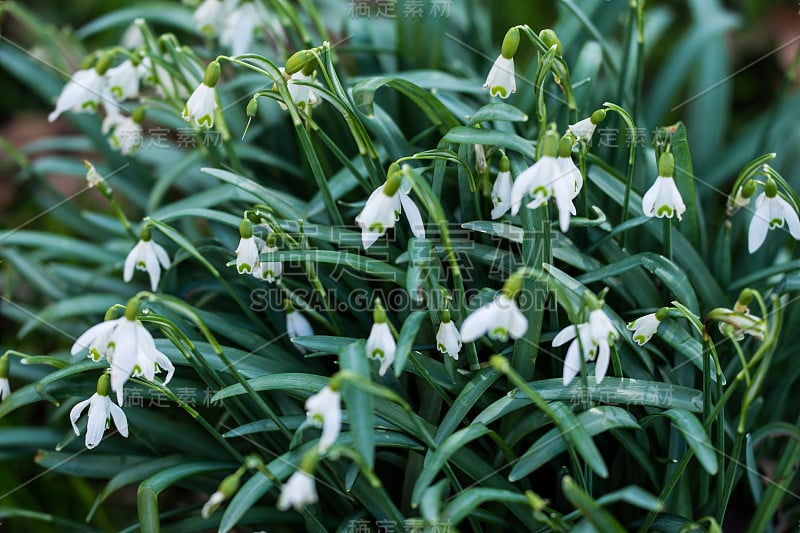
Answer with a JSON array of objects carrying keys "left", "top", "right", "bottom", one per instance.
[{"left": 663, "top": 217, "right": 672, "bottom": 261}]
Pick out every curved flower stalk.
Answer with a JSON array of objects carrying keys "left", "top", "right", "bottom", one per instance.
[
  {"left": 483, "top": 28, "right": 519, "bottom": 98},
  {"left": 71, "top": 298, "right": 175, "bottom": 404},
  {"left": 356, "top": 168, "right": 425, "bottom": 249},
  {"left": 461, "top": 274, "right": 528, "bottom": 343},
  {"left": 69, "top": 374, "right": 129, "bottom": 449},
  {"left": 747, "top": 178, "right": 800, "bottom": 253},
  {"left": 642, "top": 152, "right": 685, "bottom": 220},
  {"left": 436, "top": 309, "right": 462, "bottom": 360},
  {"left": 305, "top": 385, "right": 342, "bottom": 452},
  {"left": 365, "top": 299, "right": 396, "bottom": 376},
  {"left": 124, "top": 225, "right": 171, "bottom": 291},
  {"left": 553, "top": 295, "right": 618, "bottom": 386},
  {"left": 183, "top": 62, "right": 220, "bottom": 128}
]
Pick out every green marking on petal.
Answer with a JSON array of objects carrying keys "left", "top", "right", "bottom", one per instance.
[
  {"left": 238, "top": 263, "right": 252, "bottom": 273},
  {"left": 769, "top": 218, "right": 782, "bottom": 228},
  {"left": 372, "top": 348, "right": 384, "bottom": 359},
  {"left": 311, "top": 413, "right": 324, "bottom": 425},
  {"left": 657, "top": 205, "right": 673, "bottom": 217},
  {"left": 491, "top": 86, "right": 507, "bottom": 98},
  {"left": 491, "top": 327, "right": 508, "bottom": 339},
  {"left": 634, "top": 334, "right": 647, "bottom": 344},
  {"left": 368, "top": 222, "right": 384, "bottom": 232},
  {"left": 532, "top": 185, "right": 549, "bottom": 197},
  {"left": 111, "top": 86, "right": 123, "bottom": 99},
  {"left": 198, "top": 114, "right": 213, "bottom": 128}
]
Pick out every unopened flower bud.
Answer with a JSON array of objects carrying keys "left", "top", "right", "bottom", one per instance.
[
  {"left": 539, "top": 29, "right": 562, "bottom": 56},
  {"left": 285, "top": 50, "right": 314, "bottom": 75}
]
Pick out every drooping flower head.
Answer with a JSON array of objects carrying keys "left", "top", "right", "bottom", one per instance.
[
  {"left": 69, "top": 373, "right": 129, "bottom": 449},
  {"left": 483, "top": 28, "right": 519, "bottom": 98},
  {"left": 252, "top": 233, "right": 282, "bottom": 283},
  {"left": 48, "top": 53, "right": 114, "bottom": 122},
  {"left": 461, "top": 273, "right": 528, "bottom": 343},
  {"left": 305, "top": 385, "right": 342, "bottom": 452},
  {"left": 491, "top": 154, "right": 513, "bottom": 219},
  {"left": 553, "top": 134, "right": 583, "bottom": 232},
  {"left": 183, "top": 61, "right": 219, "bottom": 128},
  {"left": 553, "top": 291, "right": 618, "bottom": 386},
  {"left": 567, "top": 109, "right": 606, "bottom": 145},
  {"left": 105, "top": 59, "right": 141, "bottom": 101},
  {"left": 708, "top": 289, "right": 767, "bottom": 341},
  {"left": 627, "top": 307, "right": 669, "bottom": 346},
  {"left": 642, "top": 152, "right": 686, "bottom": 220},
  {"left": 71, "top": 298, "right": 174, "bottom": 404},
  {"left": 510, "top": 130, "right": 566, "bottom": 218},
  {"left": 201, "top": 471, "right": 240, "bottom": 519},
  {"left": 366, "top": 299, "right": 396, "bottom": 376},
  {"left": 436, "top": 309, "right": 462, "bottom": 360},
  {"left": 747, "top": 177, "right": 800, "bottom": 253},
  {"left": 356, "top": 166, "right": 425, "bottom": 249},
  {"left": 0, "top": 354, "right": 10, "bottom": 402},
  {"left": 277, "top": 469, "right": 318, "bottom": 511},
  {"left": 193, "top": 0, "right": 224, "bottom": 37},
  {"left": 123, "top": 225, "right": 171, "bottom": 292},
  {"left": 235, "top": 218, "right": 259, "bottom": 274},
  {"left": 286, "top": 301, "right": 314, "bottom": 353}
]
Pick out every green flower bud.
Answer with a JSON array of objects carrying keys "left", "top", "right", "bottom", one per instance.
[
  {"left": 239, "top": 218, "right": 253, "bottom": 239},
  {"left": 219, "top": 472, "right": 240, "bottom": 498},
  {"left": 741, "top": 180, "right": 757, "bottom": 199},
  {"left": 539, "top": 29, "right": 562, "bottom": 56},
  {"left": 132, "top": 106, "right": 146, "bottom": 124},
  {"left": 383, "top": 166, "right": 403, "bottom": 196},
  {"left": 246, "top": 98, "right": 258, "bottom": 117},
  {"left": 658, "top": 152, "right": 674, "bottom": 178},
  {"left": 140, "top": 225, "right": 152, "bottom": 242},
  {"left": 558, "top": 135, "right": 573, "bottom": 158},
  {"left": 737, "top": 289, "right": 755, "bottom": 308},
  {"left": 501, "top": 28, "right": 520, "bottom": 59},
  {"left": 541, "top": 130, "right": 560, "bottom": 158},
  {"left": 285, "top": 50, "right": 314, "bottom": 75},
  {"left": 765, "top": 177, "right": 778, "bottom": 198},
  {"left": 203, "top": 61, "right": 221, "bottom": 87},
  {"left": 94, "top": 51, "right": 115, "bottom": 75},
  {"left": 97, "top": 373, "right": 112, "bottom": 397},
  {"left": 373, "top": 298, "right": 387, "bottom": 324},
  {"left": 655, "top": 307, "right": 671, "bottom": 321},
  {"left": 499, "top": 154, "right": 510, "bottom": 172},
  {"left": 590, "top": 109, "right": 606, "bottom": 125}
]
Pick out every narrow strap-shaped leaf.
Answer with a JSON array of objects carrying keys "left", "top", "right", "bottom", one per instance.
[{"left": 339, "top": 341, "right": 375, "bottom": 469}]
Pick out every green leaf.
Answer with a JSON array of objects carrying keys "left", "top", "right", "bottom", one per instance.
[
  {"left": 657, "top": 408, "right": 718, "bottom": 475},
  {"left": 290, "top": 335, "right": 358, "bottom": 355},
  {"left": 442, "top": 126, "right": 536, "bottom": 159},
  {"left": 393, "top": 310, "right": 426, "bottom": 376},
  {"left": 339, "top": 341, "right": 375, "bottom": 469},
  {"left": 510, "top": 406, "right": 639, "bottom": 480},
  {"left": 467, "top": 103, "right": 529, "bottom": 126},
  {"left": 201, "top": 167, "right": 306, "bottom": 220},
  {"left": 441, "top": 488, "right": 529, "bottom": 525},
  {"left": 18, "top": 294, "right": 121, "bottom": 338},
  {"left": 212, "top": 373, "right": 328, "bottom": 402},
  {"left": 562, "top": 475, "right": 626, "bottom": 532},
  {"left": 435, "top": 368, "right": 500, "bottom": 444}
]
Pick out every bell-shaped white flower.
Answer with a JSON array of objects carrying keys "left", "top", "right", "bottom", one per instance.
[
  {"left": 627, "top": 313, "right": 661, "bottom": 346},
  {"left": 71, "top": 307, "right": 174, "bottom": 404},
  {"left": 747, "top": 185, "right": 800, "bottom": 253},
  {"left": 103, "top": 114, "right": 143, "bottom": 155},
  {"left": 123, "top": 233, "right": 171, "bottom": 292},
  {"left": 483, "top": 55, "right": 516, "bottom": 98},
  {"left": 510, "top": 153, "right": 559, "bottom": 215},
  {"left": 642, "top": 153, "right": 685, "bottom": 221},
  {"left": 183, "top": 83, "right": 217, "bottom": 128},
  {"left": 305, "top": 386, "right": 341, "bottom": 452},
  {"left": 201, "top": 491, "right": 226, "bottom": 519},
  {"left": 277, "top": 470, "right": 318, "bottom": 511},
  {"left": 567, "top": 110, "right": 606, "bottom": 144},
  {"left": 551, "top": 155, "right": 582, "bottom": 233},
  {"left": 105, "top": 60, "right": 140, "bottom": 101},
  {"left": 48, "top": 68, "right": 106, "bottom": 122},
  {"left": 252, "top": 241, "right": 282, "bottom": 283},
  {"left": 235, "top": 236, "right": 259, "bottom": 274},
  {"left": 436, "top": 315, "right": 462, "bottom": 360},
  {"left": 69, "top": 375, "right": 129, "bottom": 449},
  {"left": 193, "top": 0, "right": 224, "bottom": 37},
  {"left": 460, "top": 294, "right": 528, "bottom": 343},
  {"left": 220, "top": 1, "right": 261, "bottom": 56},
  {"left": 278, "top": 69, "right": 320, "bottom": 111},
  {"left": 286, "top": 308, "right": 314, "bottom": 353},
  {"left": 365, "top": 300, "right": 396, "bottom": 376},
  {"left": 491, "top": 156, "right": 513, "bottom": 219},
  {"left": 355, "top": 184, "right": 401, "bottom": 249},
  {"left": 398, "top": 190, "right": 426, "bottom": 240},
  {"left": 554, "top": 308, "right": 618, "bottom": 386}
]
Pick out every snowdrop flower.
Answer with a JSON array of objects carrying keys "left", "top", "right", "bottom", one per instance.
[
  {"left": 642, "top": 152, "right": 686, "bottom": 220},
  {"left": 123, "top": 227, "right": 171, "bottom": 292},
  {"left": 510, "top": 131, "right": 571, "bottom": 221},
  {"left": 220, "top": 1, "right": 261, "bottom": 56},
  {"left": 567, "top": 109, "right": 606, "bottom": 144},
  {"left": 366, "top": 299, "right": 396, "bottom": 376},
  {"left": 0, "top": 355, "right": 10, "bottom": 402},
  {"left": 277, "top": 69, "right": 320, "bottom": 111},
  {"left": 461, "top": 274, "right": 528, "bottom": 343},
  {"left": 552, "top": 136, "right": 583, "bottom": 232},
  {"left": 193, "top": 0, "right": 224, "bottom": 37},
  {"left": 252, "top": 235, "right": 282, "bottom": 283},
  {"left": 277, "top": 470, "right": 318, "bottom": 511},
  {"left": 483, "top": 28, "right": 519, "bottom": 98},
  {"left": 183, "top": 62, "right": 219, "bottom": 128},
  {"left": 305, "top": 386, "right": 341, "bottom": 452},
  {"left": 69, "top": 374, "right": 129, "bottom": 449},
  {"left": 554, "top": 305, "right": 618, "bottom": 386},
  {"left": 286, "top": 304, "right": 314, "bottom": 353},
  {"left": 71, "top": 299, "right": 174, "bottom": 404},
  {"left": 201, "top": 471, "right": 240, "bottom": 519},
  {"left": 747, "top": 178, "right": 800, "bottom": 253},
  {"left": 627, "top": 308, "right": 669, "bottom": 346},
  {"left": 103, "top": 112, "right": 144, "bottom": 155},
  {"left": 105, "top": 59, "right": 140, "bottom": 101},
  {"left": 475, "top": 143, "right": 488, "bottom": 174},
  {"left": 235, "top": 219, "right": 259, "bottom": 274},
  {"left": 709, "top": 289, "right": 767, "bottom": 341},
  {"left": 436, "top": 310, "right": 462, "bottom": 360},
  {"left": 491, "top": 154, "right": 513, "bottom": 219},
  {"left": 48, "top": 66, "right": 107, "bottom": 122},
  {"left": 83, "top": 160, "right": 105, "bottom": 189},
  {"left": 356, "top": 168, "right": 424, "bottom": 249}
]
